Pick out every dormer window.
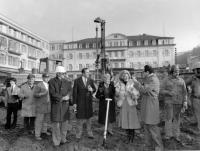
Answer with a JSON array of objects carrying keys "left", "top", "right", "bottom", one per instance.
[{"left": 137, "top": 40, "right": 141, "bottom": 46}]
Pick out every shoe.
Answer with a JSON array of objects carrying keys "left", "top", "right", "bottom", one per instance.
[
  {"left": 155, "top": 146, "right": 164, "bottom": 151},
  {"left": 5, "top": 125, "right": 10, "bottom": 129},
  {"left": 35, "top": 136, "right": 42, "bottom": 141},
  {"left": 60, "top": 139, "right": 70, "bottom": 145},
  {"left": 11, "top": 124, "right": 16, "bottom": 129},
  {"left": 88, "top": 132, "right": 94, "bottom": 139},
  {"left": 42, "top": 132, "right": 51, "bottom": 136},
  {"left": 53, "top": 145, "right": 60, "bottom": 149},
  {"left": 174, "top": 136, "right": 181, "bottom": 142},
  {"left": 107, "top": 130, "right": 114, "bottom": 136},
  {"left": 164, "top": 135, "right": 171, "bottom": 140}
]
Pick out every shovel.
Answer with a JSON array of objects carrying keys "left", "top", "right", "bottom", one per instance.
[{"left": 102, "top": 98, "right": 112, "bottom": 147}]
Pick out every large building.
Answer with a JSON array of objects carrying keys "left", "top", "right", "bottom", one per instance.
[
  {"left": 63, "top": 33, "right": 175, "bottom": 79},
  {"left": 0, "top": 14, "right": 49, "bottom": 78}
]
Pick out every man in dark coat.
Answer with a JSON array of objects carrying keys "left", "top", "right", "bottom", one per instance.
[
  {"left": 49, "top": 66, "right": 72, "bottom": 146},
  {"left": 73, "top": 68, "right": 96, "bottom": 139}
]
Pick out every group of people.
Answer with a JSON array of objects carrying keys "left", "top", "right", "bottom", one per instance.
[{"left": 2, "top": 62, "right": 200, "bottom": 151}]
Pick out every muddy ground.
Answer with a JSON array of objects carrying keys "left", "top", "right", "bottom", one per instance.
[{"left": 0, "top": 105, "right": 200, "bottom": 151}]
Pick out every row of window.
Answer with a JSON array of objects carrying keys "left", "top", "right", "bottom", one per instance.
[
  {"left": 63, "top": 39, "right": 174, "bottom": 50},
  {"left": 67, "top": 63, "right": 94, "bottom": 71},
  {"left": 128, "top": 49, "right": 170, "bottom": 57},
  {"left": 0, "top": 36, "right": 45, "bottom": 58},
  {"left": 0, "top": 53, "right": 36, "bottom": 69},
  {"left": 50, "top": 43, "right": 63, "bottom": 51},
  {"left": 65, "top": 49, "right": 170, "bottom": 60},
  {"left": 66, "top": 52, "right": 98, "bottom": 60},
  {"left": 0, "top": 23, "right": 49, "bottom": 49},
  {"left": 66, "top": 60, "right": 170, "bottom": 71}
]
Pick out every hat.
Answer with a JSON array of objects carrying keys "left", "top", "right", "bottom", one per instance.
[
  {"left": 42, "top": 73, "right": 49, "bottom": 78},
  {"left": 192, "top": 62, "right": 200, "bottom": 70},
  {"left": 27, "top": 74, "right": 35, "bottom": 79},
  {"left": 9, "top": 77, "right": 17, "bottom": 83},
  {"left": 55, "top": 66, "right": 66, "bottom": 73}
]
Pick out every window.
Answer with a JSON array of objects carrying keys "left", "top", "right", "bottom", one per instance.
[
  {"left": 114, "top": 51, "right": 118, "bottom": 57},
  {"left": 93, "top": 52, "right": 96, "bottom": 58},
  {"left": 121, "top": 62, "right": 125, "bottom": 68},
  {"left": 153, "top": 50, "right": 158, "bottom": 56},
  {"left": 137, "top": 40, "right": 141, "bottom": 46},
  {"left": 69, "top": 64, "right": 73, "bottom": 71},
  {"left": 0, "top": 36, "right": 7, "bottom": 49},
  {"left": 8, "top": 56, "right": 20, "bottom": 67},
  {"left": 86, "top": 53, "right": 90, "bottom": 59},
  {"left": 59, "top": 54, "right": 63, "bottom": 59},
  {"left": 109, "top": 42, "right": 112, "bottom": 47},
  {"left": 0, "top": 54, "right": 6, "bottom": 65},
  {"left": 114, "top": 62, "right": 119, "bottom": 68},
  {"left": 86, "top": 43, "right": 89, "bottom": 48},
  {"left": 153, "top": 61, "right": 158, "bottom": 67},
  {"left": 114, "top": 41, "right": 118, "bottom": 47},
  {"left": 145, "top": 50, "right": 149, "bottom": 57},
  {"left": 69, "top": 53, "right": 73, "bottom": 59},
  {"left": 79, "top": 53, "right": 82, "bottom": 59},
  {"left": 152, "top": 40, "right": 156, "bottom": 45},
  {"left": 28, "top": 60, "right": 36, "bottom": 69},
  {"left": 144, "top": 40, "right": 148, "bottom": 46},
  {"left": 93, "top": 43, "right": 96, "bottom": 48},
  {"left": 137, "top": 50, "right": 141, "bottom": 57},
  {"left": 121, "top": 51, "right": 125, "bottom": 57},
  {"left": 8, "top": 40, "right": 20, "bottom": 53},
  {"left": 21, "top": 45, "right": 27, "bottom": 54},
  {"left": 79, "top": 44, "right": 82, "bottom": 49},
  {"left": 79, "top": 64, "right": 83, "bottom": 70},
  {"left": 163, "top": 49, "right": 169, "bottom": 56},
  {"left": 86, "top": 64, "right": 90, "bottom": 68},
  {"left": 129, "top": 41, "right": 133, "bottom": 47},
  {"left": 138, "top": 62, "right": 143, "bottom": 69},
  {"left": 108, "top": 52, "right": 112, "bottom": 57},
  {"left": 28, "top": 46, "right": 36, "bottom": 58}
]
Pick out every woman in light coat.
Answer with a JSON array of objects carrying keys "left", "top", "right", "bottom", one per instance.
[
  {"left": 115, "top": 70, "right": 140, "bottom": 143},
  {"left": 19, "top": 74, "right": 36, "bottom": 134}
]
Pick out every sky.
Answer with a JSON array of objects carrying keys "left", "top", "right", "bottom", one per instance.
[{"left": 0, "top": 0, "right": 200, "bottom": 52}]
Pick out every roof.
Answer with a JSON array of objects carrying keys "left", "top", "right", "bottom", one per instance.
[
  {"left": 64, "top": 33, "right": 174, "bottom": 44},
  {"left": 66, "top": 37, "right": 101, "bottom": 44},
  {"left": 127, "top": 34, "right": 174, "bottom": 40}
]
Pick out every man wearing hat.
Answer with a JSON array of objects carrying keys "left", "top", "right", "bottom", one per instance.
[
  {"left": 19, "top": 74, "right": 36, "bottom": 134},
  {"left": 33, "top": 73, "right": 51, "bottom": 140},
  {"left": 49, "top": 66, "right": 72, "bottom": 146}
]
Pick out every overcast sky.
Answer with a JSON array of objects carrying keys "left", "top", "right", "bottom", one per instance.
[{"left": 0, "top": 0, "right": 200, "bottom": 52}]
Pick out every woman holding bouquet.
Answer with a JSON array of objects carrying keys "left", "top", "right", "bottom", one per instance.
[{"left": 115, "top": 70, "right": 141, "bottom": 143}]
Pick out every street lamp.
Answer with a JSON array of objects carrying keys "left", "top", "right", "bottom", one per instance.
[{"left": 94, "top": 17, "right": 106, "bottom": 74}]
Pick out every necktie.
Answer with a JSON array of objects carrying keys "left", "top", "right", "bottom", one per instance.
[
  {"left": 11, "top": 86, "right": 13, "bottom": 94},
  {"left": 85, "top": 78, "right": 87, "bottom": 86}
]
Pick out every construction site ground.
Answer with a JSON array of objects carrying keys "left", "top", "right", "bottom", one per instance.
[{"left": 0, "top": 105, "right": 200, "bottom": 151}]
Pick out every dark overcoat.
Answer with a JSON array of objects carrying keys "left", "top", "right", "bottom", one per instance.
[
  {"left": 73, "top": 76, "right": 96, "bottom": 119},
  {"left": 49, "top": 77, "right": 72, "bottom": 122},
  {"left": 96, "top": 81, "right": 116, "bottom": 124}
]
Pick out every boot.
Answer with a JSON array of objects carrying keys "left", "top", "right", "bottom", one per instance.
[
  {"left": 125, "top": 129, "right": 131, "bottom": 144},
  {"left": 130, "top": 129, "right": 135, "bottom": 143}
]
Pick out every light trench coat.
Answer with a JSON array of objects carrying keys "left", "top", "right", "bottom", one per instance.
[
  {"left": 115, "top": 79, "right": 141, "bottom": 129},
  {"left": 19, "top": 83, "right": 36, "bottom": 117}
]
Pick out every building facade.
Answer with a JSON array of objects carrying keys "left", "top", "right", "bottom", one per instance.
[
  {"left": 63, "top": 33, "right": 175, "bottom": 79},
  {"left": 0, "top": 14, "right": 49, "bottom": 77}
]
